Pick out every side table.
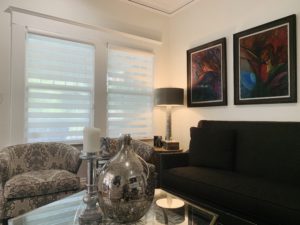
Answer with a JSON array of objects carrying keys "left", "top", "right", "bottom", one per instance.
[{"left": 152, "top": 147, "right": 183, "bottom": 187}]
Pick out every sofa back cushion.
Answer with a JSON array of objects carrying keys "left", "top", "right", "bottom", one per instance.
[
  {"left": 237, "top": 128, "right": 300, "bottom": 185},
  {"left": 198, "top": 120, "right": 300, "bottom": 186},
  {"left": 189, "top": 127, "right": 236, "bottom": 170}
]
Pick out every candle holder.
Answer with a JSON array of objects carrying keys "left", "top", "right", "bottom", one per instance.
[{"left": 78, "top": 152, "right": 103, "bottom": 225}]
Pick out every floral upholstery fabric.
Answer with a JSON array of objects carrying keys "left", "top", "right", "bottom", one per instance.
[
  {"left": 0, "top": 188, "right": 4, "bottom": 219},
  {"left": 4, "top": 170, "right": 80, "bottom": 199},
  {"left": 2, "top": 190, "right": 78, "bottom": 219},
  {"left": 0, "top": 142, "right": 82, "bottom": 220},
  {"left": 0, "top": 151, "right": 10, "bottom": 187},
  {"left": 100, "top": 137, "right": 154, "bottom": 162},
  {"left": 0, "top": 142, "right": 81, "bottom": 184}
]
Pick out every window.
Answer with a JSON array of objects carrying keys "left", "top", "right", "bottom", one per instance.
[
  {"left": 25, "top": 33, "right": 95, "bottom": 143},
  {"left": 107, "top": 45, "right": 154, "bottom": 138}
]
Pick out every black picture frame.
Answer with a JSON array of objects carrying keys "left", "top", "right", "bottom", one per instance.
[
  {"left": 187, "top": 38, "right": 227, "bottom": 107},
  {"left": 233, "top": 14, "right": 297, "bottom": 105}
]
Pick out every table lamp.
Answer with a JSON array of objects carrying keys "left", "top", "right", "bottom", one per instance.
[{"left": 154, "top": 88, "right": 184, "bottom": 149}]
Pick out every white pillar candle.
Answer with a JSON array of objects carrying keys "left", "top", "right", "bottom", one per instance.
[{"left": 83, "top": 127, "right": 101, "bottom": 153}]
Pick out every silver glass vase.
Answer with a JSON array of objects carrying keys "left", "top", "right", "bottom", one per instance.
[{"left": 97, "top": 134, "right": 153, "bottom": 223}]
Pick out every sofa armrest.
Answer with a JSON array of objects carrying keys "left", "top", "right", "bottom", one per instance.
[
  {"left": 159, "top": 152, "right": 189, "bottom": 171},
  {"left": 0, "top": 151, "right": 11, "bottom": 187}
]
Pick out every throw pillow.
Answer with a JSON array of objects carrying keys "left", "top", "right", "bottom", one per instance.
[{"left": 189, "top": 127, "right": 236, "bottom": 170}]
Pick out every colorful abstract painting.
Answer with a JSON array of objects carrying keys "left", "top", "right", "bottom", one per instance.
[
  {"left": 187, "top": 38, "right": 227, "bottom": 107},
  {"left": 234, "top": 15, "right": 296, "bottom": 105}
]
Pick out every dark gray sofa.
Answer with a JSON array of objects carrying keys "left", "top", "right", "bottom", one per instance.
[{"left": 160, "top": 120, "right": 300, "bottom": 225}]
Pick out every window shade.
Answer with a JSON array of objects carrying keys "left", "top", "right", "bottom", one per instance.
[
  {"left": 25, "top": 33, "right": 95, "bottom": 143},
  {"left": 107, "top": 45, "right": 154, "bottom": 138}
]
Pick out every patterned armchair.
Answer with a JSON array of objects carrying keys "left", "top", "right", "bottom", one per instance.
[
  {"left": 0, "top": 142, "right": 82, "bottom": 222},
  {"left": 99, "top": 137, "right": 156, "bottom": 195},
  {"left": 99, "top": 137, "right": 154, "bottom": 162}
]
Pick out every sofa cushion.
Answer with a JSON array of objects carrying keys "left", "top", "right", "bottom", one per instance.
[
  {"left": 198, "top": 120, "right": 300, "bottom": 186},
  {"left": 161, "top": 166, "right": 300, "bottom": 224},
  {"left": 4, "top": 169, "right": 80, "bottom": 199},
  {"left": 189, "top": 127, "right": 235, "bottom": 170},
  {"left": 236, "top": 128, "right": 300, "bottom": 186}
]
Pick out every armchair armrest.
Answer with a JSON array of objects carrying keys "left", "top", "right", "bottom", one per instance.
[
  {"left": 0, "top": 151, "right": 11, "bottom": 186},
  {"left": 131, "top": 140, "right": 154, "bottom": 162},
  {"left": 159, "top": 152, "right": 189, "bottom": 171},
  {"left": 59, "top": 144, "right": 81, "bottom": 173}
]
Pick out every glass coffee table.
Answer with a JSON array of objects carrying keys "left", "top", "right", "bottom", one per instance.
[{"left": 8, "top": 189, "right": 218, "bottom": 225}]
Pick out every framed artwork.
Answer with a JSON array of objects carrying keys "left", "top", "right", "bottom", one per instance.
[
  {"left": 234, "top": 14, "right": 297, "bottom": 105},
  {"left": 187, "top": 38, "right": 227, "bottom": 107}
]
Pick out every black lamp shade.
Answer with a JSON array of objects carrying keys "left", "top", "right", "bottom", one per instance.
[{"left": 154, "top": 88, "right": 184, "bottom": 106}]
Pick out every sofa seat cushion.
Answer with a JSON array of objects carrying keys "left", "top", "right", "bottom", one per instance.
[
  {"left": 161, "top": 167, "right": 300, "bottom": 224},
  {"left": 4, "top": 169, "right": 80, "bottom": 199}
]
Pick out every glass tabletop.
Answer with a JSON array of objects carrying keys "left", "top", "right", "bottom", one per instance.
[{"left": 8, "top": 189, "right": 218, "bottom": 225}]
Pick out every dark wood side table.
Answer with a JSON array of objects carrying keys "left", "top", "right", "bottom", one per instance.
[{"left": 152, "top": 147, "right": 183, "bottom": 187}]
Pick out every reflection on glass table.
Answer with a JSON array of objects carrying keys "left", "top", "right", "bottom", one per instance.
[{"left": 8, "top": 189, "right": 218, "bottom": 225}]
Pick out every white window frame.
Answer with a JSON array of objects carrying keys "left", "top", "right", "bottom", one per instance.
[
  {"left": 9, "top": 13, "right": 104, "bottom": 144},
  {"left": 8, "top": 8, "right": 159, "bottom": 145}
]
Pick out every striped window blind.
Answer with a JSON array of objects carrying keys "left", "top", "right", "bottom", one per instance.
[
  {"left": 107, "top": 45, "right": 154, "bottom": 138},
  {"left": 25, "top": 33, "right": 95, "bottom": 143}
]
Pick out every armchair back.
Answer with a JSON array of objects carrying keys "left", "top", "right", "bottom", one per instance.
[
  {"left": 100, "top": 137, "right": 154, "bottom": 162},
  {"left": 0, "top": 142, "right": 81, "bottom": 181}
]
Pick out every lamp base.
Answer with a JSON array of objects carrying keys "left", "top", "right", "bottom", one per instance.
[{"left": 162, "top": 140, "right": 179, "bottom": 150}]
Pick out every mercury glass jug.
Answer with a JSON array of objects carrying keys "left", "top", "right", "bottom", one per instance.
[{"left": 97, "top": 134, "right": 152, "bottom": 223}]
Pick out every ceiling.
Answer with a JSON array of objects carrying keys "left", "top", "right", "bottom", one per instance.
[{"left": 123, "top": 0, "right": 196, "bottom": 15}]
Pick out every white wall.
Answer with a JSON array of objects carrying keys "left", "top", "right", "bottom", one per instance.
[
  {"left": 0, "top": 0, "right": 12, "bottom": 148},
  {"left": 0, "top": 0, "right": 169, "bottom": 147},
  {"left": 168, "top": 0, "right": 300, "bottom": 149},
  {"left": 2, "top": 0, "right": 300, "bottom": 150}
]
